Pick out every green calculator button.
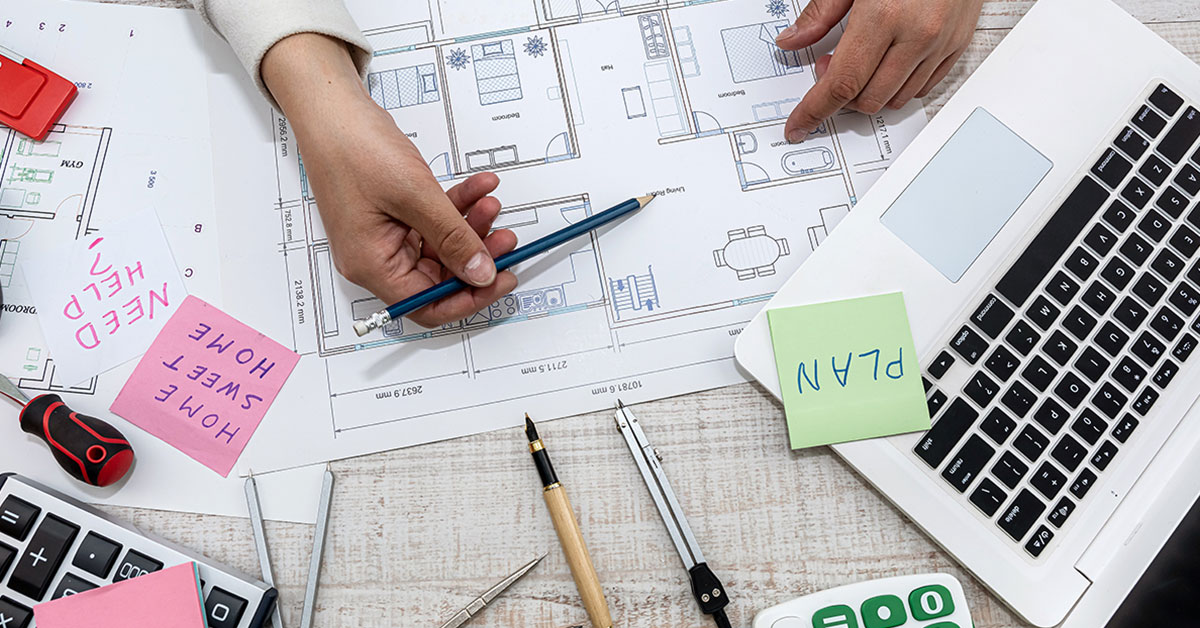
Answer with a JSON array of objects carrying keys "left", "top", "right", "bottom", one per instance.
[
  {"left": 924, "top": 622, "right": 961, "bottom": 628},
  {"left": 812, "top": 604, "right": 859, "bottom": 628},
  {"left": 860, "top": 594, "right": 907, "bottom": 628},
  {"left": 909, "top": 584, "right": 955, "bottom": 620}
]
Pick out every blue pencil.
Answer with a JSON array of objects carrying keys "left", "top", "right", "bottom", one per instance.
[{"left": 353, "top": 194, "right": 657, "bottom": 336}]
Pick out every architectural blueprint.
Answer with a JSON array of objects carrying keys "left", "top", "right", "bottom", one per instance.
[
  {"left": 210, "top": 0, "right": 930, "bottom": 472},
  {"left": 0, "top": 0, "right": 322, "bottom": 522}
]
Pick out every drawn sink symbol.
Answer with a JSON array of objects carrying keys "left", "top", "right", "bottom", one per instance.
[{"left": 781, "top": 147, "right": 835, "bottom": 175}]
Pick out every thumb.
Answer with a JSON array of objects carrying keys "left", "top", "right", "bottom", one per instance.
[
  {"left": 776, "top": 0, "right": 854, "bottom": 50},
  {"left": 403, "top": 187, "right": 497, "bottom": 288}
]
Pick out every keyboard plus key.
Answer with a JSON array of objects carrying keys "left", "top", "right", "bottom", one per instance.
[
  {"left": 1001, "top": 381, "right": 1037, "bottom": 418},
  {"left": 950, "top": 326, "right": 989, "bottom": 364},
  {"left": 1133, "top": 332, "right": 1166, "bottom": 366},
  {"left": 998, "top": 489, "right": 1047, "bottom": 542},
  {"left": 1044, "top": 330, "right": 1079, "bottom": 366},
  {"left": 1104, "top": 200, "right": 1137, "bottom": 233},
  {"left": 1006, "top": 320, "right": 1042, "bottom": 356},
  {"left": 1151, "top": 308, "right": 1185, "bottom": 341},
  {"left": 1122, "top": 177, "right": 1155, "bottom": 209},
  {"left": 1173, "top": 333, "right": 1197, "bottom": 361},
  {"left": 971, "top": 294, "right": 1014, "bottom": 339},
  {"left": 1063, "top": 306, "right": 1097, "bottom": 341},
  {"left": 1034, "top": 398, "right": 1070, "bottom": 434},
  {"left": 0, "top": 598, "right": 31, "bottom": 628},
  {"left": 1132, "top": 273, "right": 1167, "bottom": 307},
  {"left": 1026, "top": 525, "right": 1055, "bottom": 558},
  {"left": 1171, "top": 226, "right": 1200, "bottom": 259},
  {"left": 1075, "top": 346, "right": 1111, "bottom": 382},
  {"left": 1091, "top": 148, "right": 1133, "bottom": 189},
  {"left": 981, "top": 408, "right": 1017, "bottom": 444},
  {"left": 1081, "top": 282, "right": 1116, "bottom": 316},
  {"left": 1031, "top": 462, "right": 1068, "bottom": 499},
  {"left": 1021, "top": 355, "right": 1059, "bottom": 392},
  {"left": 1115, "top": 297, "right": 1149, "bottom": 331},
  {"left": 1093, "top": 382, "right": 1130, "bottom": 419},
  {"left": 1113, "top": 356, "right": 1148, "bottom": 392},
  {"left": 964, "top": 371, "right": 1000, "bottom": 407},
  {"left": 1014, "top": 424, "right": 1050, "bottom": 461},
  {"left": 985, "top": 345, "right": 1021, "bottom": 381},
  {"left": 1156, "top": 187, "right": 1190, "bottom": 219},
  {"left": 1071, "top": 408, "right": 1108, "bottom": 445},
  {"left": 1071, "top": 468, "right": 1098, "bottom": 499},
  {"left": 993, "top": 451, "right": 1030, "bottom": 489},
  {"left": 1101, "top": 256, "right": 1135, "bottom": 291},
  {"left": 1158, "top": 106, "right": 1200, "bottom": 163},
  {"left": 1140, "top": 154, "right": 1172, "bottom": 186},
  {"left": 1048, "top": 497, "right": 1076, "bottom": 528},
  {"left": 969, "top": 478, "right": 1008, "bottom": 517},
  {"left": 1132, "top": 387, "right": 1160, "bottom": 416},
  {"left": 1051, "top": 434, "right": 1089, "bottom": 472},
  {"left": 1046, "top": 271, "right": 1080, "bottom": 306},
  {"left": 1091, "top": 441, "right": 1119, "bottom": 471},
  {"left": 1114, "top": 126, "right": 1150, "bottom": 160},
  {"left": 915, "top": 398, "right": 978, "bottom": 467},
  {"left": 1055, "top": 372, "right": 1091, "bottom": 408},
  {"left": 928, "top": 350, "right": 955, "bottom": 379},
  {"left": 1121, "top": 232, "right": 1154, "bottom": 265},
  {"left": 1151, "top": 249, "right": 1185, "bottom": 282},
  {"left": 1170, "top": 282, "right": 1200, "bottom": 316},
  {"left": 9, "top": 514, "right": 79, "bottom": 600},
  {"left": 1153, "top": 360, "right": 1179, "bottom": 388},
  {"left": 941, "top": 435, "right": 995, "bottom": 493},
  {"left": 1150, "top": 84, "right": 1185, "bottom": 116},
  {"left": 927, "top": 389, "right": 948, "bottom": 417},
  {"left": 1138, "top": 210, "right": 1172, "bottom": 242},
  {"left": 1112, "top": 414, "right": 1140, "bottom": 443},
  {"left": 1065, "top": 247, "right": 1100, "bottom": 281},
  {"left": 1176, "top": 163, "right": 1200, "bottom": 196},
  {"left": 1095, "top": 322, "right": 1130, "bottom": 357},
  {"left": 0, "top": 496, "right": 39, "bottom": 542}
]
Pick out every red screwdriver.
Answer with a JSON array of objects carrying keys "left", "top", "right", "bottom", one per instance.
[{"left": 1, "top": 374, "right": 134, "bottom": 487}]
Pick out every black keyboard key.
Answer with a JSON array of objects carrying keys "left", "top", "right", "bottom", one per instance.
[
  {"left": 928, "top": 350, "right": 955, "bottom": 379},
  {"left": 1092, "top": 148, "right": 1133, "bottom": 189},
  {"left": 1075, "top": 346, "right": 1111, "bottom": 382},
  {"left": 1153, "top": 360, "right": 1179, "bottom": 388},
  {"left": 1113, "top": 356, "right": 1148, "bottom": 392},
  {"left": 1044, "top": 330, "right": 1079, "bottom": 366},
  {"left": 1134, "top": 104, "right": 1168, "bottom": 137},
  {"left": 985, "top": 345, "right": 1020, "bottom": 382},
  {"left": 1006, "top": 320, "right": 1042, "bottom": 356},
  {"left": 1063, "top": 306, "right": 1097, "bottom": 341},
  {"left": 1176, "top": 163, "right": 1200, "bottom": 196},
  {"left": 1046, "top": 271, "right": 1080, "bottom": 306},
  {"left": 1132, "top": 387, "right": 1160, "bottom": 416},
  {"left": 1104, "top": 200, "right": 1137, "bottom": 233},
  {"left": 1189, "top": 204, "right": 1200, "bottom": 232},
  {"left": 1101, "top": 256, "right": 1135, "bottom": 291},
  {"left": 1091, "top": 440, "right": 1119, "bottom": 471},
  {"left": 1158, "top": 106, "right": 1200, "bottom": 163},
  {"left": 0, "top": 543, "right": 13, "bottom": 579},
  {"left": 950, "top": 326, "right": 988, "bottom": 364},
  {"left": 113, "top": 549, "right": 163, "bottom": 583},
  {"left": 1031, "top": 462, "right": 1068, "bottom": 500},
  {"left": 1028, "top": 296, "right": 1062, "bottom": 331},
  {"left": 1082, "top": 281, "right": 1116, "bottom": 316},
  {"left": 1093, "top": 382, "right": 1130, "bottom": 419},
  {"left": 1121, "top": 232, "right": 1154, "bottom": 265},
  {"left": 941, "top": 435, "right": 995, "bottom": 493},
  {"left": 1071, "top": 408, "right": 1108, "bottom": 445},
  {"left": 969, "top": 478, "right": 1008, "bottom": 517},
  {"left": 915, "top": 398, "right": 978, "bottom": 467},
  {"left": 1174, "top": 333, "right": 1197, "bottom": 361},
  {"left": 1051, "top": 434, "right": 1088, "bottom": 472},
  {"left": 1048, "top": 497, "right": 1076, "bottom": 528},
  {"left": 0, "top": 497, "right": 39, "bottom": 542},
  {"left": 1034, "top": 398, "right": 1070, "bottom": 434},
  {"left": 971, "top": 294, "right": 1014, "bottom": 339},
  {"left": 1065, "top": 247, "right": 1100, "bottom": 282},
  {"left": 1133, "top": 332, "right": 1166, "bottom": 367},
  {"left": 0, "top": 598, "right": 31, "bottom": 628},
  {"left": 1001, "top": 381, "right": 1037, "bottom": 418},
  {"left": 1139, "top": 210, "right": 1172, "bottom": 243},
  {"left": 981, "top": 408, "right": 1017, "bottom": 444},
  {"left": 9, "top": 514, "right": 79, "bottom": 600},
  {"left": 1132, "top": 273, "right": 1167, "bottom": 307},
  {"left": 1151, "top": 249, "right": 1185, "bottom": 282},
  {"left": 51, "top": 572, "right": 99, "bottom": 600},
  {"left": 1071, "top": 468, "right": 1098, "bottom": 498},
  {"left": 1026, "top": 525, "right": 1055, "bottom": 558},
  {"left": 1150, "top": 84, "right": 1184, "bottom": 116},
  {"left": 1121, "top": 177, "right": 1155, "bottom": 209},
  {"left": 1112, "top": 414, "right": 1140, "bottom": 443},
  {"left": 1054, "top": 372, "right": 1091, "bottom": 408},
  {"left": 1140, "top": 154, "right": 1172, "bottom": 186},
  {"left": 72, "top": 532, "right": 121, "bottom": 579},
  {"left": 1152, "top": 307, "right": 1185, "bottom": 341},
  {"left": 927, "top": 389, "right": 948, "bottom": 417},
  {"left": 1156, "top": 187, "right": 1189, "bottom": 219},
  {"left": 1095, "top": 322, "right": 1130, "bottom": 357},
  {"left": 1170, "top": 226, "right": 1200, "bottom": 259},
  {"left": 964, "top": 371, "right": 1000, "bottom": 407},
  {"left": 923, "top": 377, "right": 932, "bottom": 392},
  {"left": 998, "top": 489, "right": 1046, "bottom": 541},
  {"left": 1021, "top": 355, "right": 1058, "bottom": 391},
  {"left": 993, "top": 451, "right": 1030, "bottom": 489},
  {"left": 997, "top": 176, "right": 1109, "bottom": 306},
  {"left": 205, "top": 587, "right": 249, "bottom": 628},
  {"left": 1115, "top": 297, "right": 1149, "bottom": 331},
  {"left": 1114, "top": 126, "right": 1150, "bottom": 160},
  {"left": 1014, "top": 424, "right": 1050, "bottom": 461}
]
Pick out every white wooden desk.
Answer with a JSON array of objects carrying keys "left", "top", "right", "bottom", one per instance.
[{"left": 96, "top": 1, "right": 1200, "bottom": 626}]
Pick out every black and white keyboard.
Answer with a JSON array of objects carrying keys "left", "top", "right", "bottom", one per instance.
[
  {"left": 914, "top": 83, "right": 1200, "bottom": 559},
  {"left": 0, "top": 474, "right": 275, "bottom": 628}
]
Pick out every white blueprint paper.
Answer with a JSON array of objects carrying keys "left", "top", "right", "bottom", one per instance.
[
  {"left": 210, "top": 0, "right": 931, "bottom": 473},
  {"left": 0, "top": 0, "right": 320, "bottom": 522}
]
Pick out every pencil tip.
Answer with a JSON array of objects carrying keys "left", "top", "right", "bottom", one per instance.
[
  {"left": 524, "top": 415, "right": 539, "bottom": 442},
  {"left": 637, "top": 194, "right": 657, "bottom": 208}
]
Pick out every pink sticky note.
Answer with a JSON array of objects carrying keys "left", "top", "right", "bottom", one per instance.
[
  {"left": 34, "top": 563, "right": 207, "bottom": 628},
  {"left": 111, "top": 295, "right": 299, "bottom": 476}
]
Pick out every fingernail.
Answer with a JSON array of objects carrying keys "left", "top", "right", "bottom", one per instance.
[
  {"left": 465, "top": 251, "right": 496, "bottom": 286},
  {"left": 787, "top": 129, "right": 809, "bottom": 143},
  {"left": 775, "top": 25, "right": 797, "bottom": 43}
]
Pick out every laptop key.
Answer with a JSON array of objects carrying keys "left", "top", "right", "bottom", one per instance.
[
  {"left": 1114, "top": 297, "right": 1149, "bottom": 331},
  {"left": 1156, "top": 187, "right": 1190, "bottom": 219},
  {"left": 1046, "top": 271, "right": 1080, "bottom": 306},
  {"left": 1091, "top": 441, "right": 1119, "bottom": 471},
  {"left": 1051, "top": 434, "right": 1088, "bottom": 472},
  {"left": 1132, "top": 332, "right": 1166, "bottom": 366},
  {"left": 1177, "top": 164, "right": 1200, "bottom": 196},
  {"left": 1101, "top": 256, "right": 1135, "bottom": 291},
  {"left": 1063, "top": 306, "right": 1097, "bottom": 340},
  {"left": 923, "top": 377, "right": 932, "bottom": 393},
  {"left": 971, "top": 294, "right": 1014, "bottom": 339},
  {"left": 1005, "top": 320, "right": 1042, "bottom": 356},
  {"left": 927, "top": 389, "right": 948, "bottom": 417},
  {"left": 1138, "top": 210, "right": 1172, "bottom": 242},
  {"left": 980, "top": 408, "right": 1017, "bottom": 444},
  {"left": 1025, "top": 525, "right": 1055, "bottom": 558},
  {"left": 964, "top": 371, "right": 1000, "bottom": 407},
  {"left": 1151, "top": 248, "right": 1185, "bottom": 282},
  {"left": 1054, "top": 372, "right": 1091, "bottom": 408},
  {"left": 992, "top": 451, "right": 1030, "bottom": 489},
  {"left": 1170, "top": 225, "right": 1200, "bottom": 259},
  {"left": 1081, "top": 281, "right": 1116, "bottom": 316},
  {"left": 1114, "top": 126, "right": 1150, "bottom": 160},
  {"left": 928, "top": 350, "right": 955, "bottom": 379},
  {"left": 969, "top": 478, "right": 1008, "bottom": 517},
  {"left": 1132, "top": 273, "right": 1167, "bottom": 307},
  {"left": 1071, "top": 408, "right": 1108, "bottom": 445},
  {"left": 1157, "top": 106, "right": 1200, "bottom": 163},
  {"left": 0, "top": 497, "right": 40, "bottom": 542},
  {"left": 1132, "top": 387, "right": 1160, "bottom": 415},
  {"left": 1153, "top": 360, "right": 1179, "bottom": 388},
  {"left": 950, "top": 326, "right": 988, "bottom": 364},
  {"left": 1093, "top": 382, "right": 1130, "bottom": 419},
  {"left": 1113, "top": 356, "right": 1147, "bottom": 392},
  {"left": 1065, "top": 247, "right": 1100, "bottom": 281},
  {"left": 941, "top": 435, "right": 995, "bottom": 493},
  {"left": 1027, "top": 296, "right": 1062, "bottom": 331},
  {"left": 1014, "top": 424, "right": 1050, "bottom": 461},
  {"left": 1104, "top": 200, "right": 1137, "bottom": 233},
  {"left": 1120, "top": 232, "right": 1154, "bottom": 265},
  {"left": 1133, "top": 105, "right": 1168, "bottom": 137},
  {"left": 998, "top": 489, "right": 1046, "bottom": 542},
  {"left": 1075, "top": 347, "right": 1111, "bottom": 382},
  {"left": 984, "top": 345, "right": 1020, "bottom": 381},
  {"left": 1170, "top": 282, "right": 1200, "bottom": 315},
  {"left": 1139, "top": 154, "right": 1172, "bottom": 186},
  {"left": 1150, "top": 84, "right": 1184, "bottom": 116},
  {"left": 0, "top": 598, "right": 31, "bottom": 628},
  {"left": 1121, "top": 177, "right": 1154, "bottom": 209},
  {"left": 1021, "top": 355, "right": 1058, "bottom": 392},
  {"left": 9, "top": 514, "right": 79, "bottom": 600},
  {"left": 1091, "top": 148, "right": 1133, "bottom": 189},
  {"left": 1095, "top": 323, "right": 1130, "bottom": 358},
  {"left": 1173, "top": 333, "right": 1197, "bottom": 361},
  {"left": 915, "top": 398, "right": 978, "bottom": 467},
  {"left": 1112, "top": 414, "right": 1140, "bottom": 443},
  {"left": 1001, "top": 381, "right": 1037, "bottom": 418},
  {"left": 1033, "top": 398, "right": 1070, "bottom": 434},
  {"left": 1151, "top": 308, "right": 1185, "bottom": 341},
  {"left": 1031, "top": 463, "right": 1068, "bottom": 500},
  {"left": 1044, "top": 330, "right": 1079, "bottom": 366},
  {"left": 1071, "top": 469, "right": 1098, "bottom": 499},
  {"left": 1048, "top": 497, "right": 1076, "bottom": 528}
]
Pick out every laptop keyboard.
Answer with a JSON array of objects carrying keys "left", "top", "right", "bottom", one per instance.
[{"left": 915, "top": 83, "right": 1200, "bottom": 559}]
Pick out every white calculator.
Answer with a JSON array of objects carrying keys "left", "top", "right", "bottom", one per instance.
[{"left": 753, "top": 573, "right": 973, "bottom": 628}]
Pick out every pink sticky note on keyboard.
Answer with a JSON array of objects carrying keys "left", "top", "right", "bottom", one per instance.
[
  {"left": 34, "top": 563, "right": 206, "bottom": 627},
  {"left": 111, "top": 295, "right": 300, "bottom": 476}
]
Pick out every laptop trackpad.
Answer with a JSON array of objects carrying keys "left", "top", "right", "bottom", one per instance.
[{"left": 881, "top": 107, "right": 1052, "bottom": 282}]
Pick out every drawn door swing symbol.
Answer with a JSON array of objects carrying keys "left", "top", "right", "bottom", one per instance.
[{"left": 713, "top": 226, "right": 790, "bottom": 280}]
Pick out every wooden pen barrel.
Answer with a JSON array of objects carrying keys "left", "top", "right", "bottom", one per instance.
[{"left": 543, "top": 484, "right": 613, "bottom": 628}]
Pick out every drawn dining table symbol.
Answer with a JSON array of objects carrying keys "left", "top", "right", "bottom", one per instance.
[{"left": 713, "top": 225, "right": 790, "bottom": 280}]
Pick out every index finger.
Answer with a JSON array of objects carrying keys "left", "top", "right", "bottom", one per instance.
[{"left": 785, "top": 23, "right": 891, "bottom": 141}]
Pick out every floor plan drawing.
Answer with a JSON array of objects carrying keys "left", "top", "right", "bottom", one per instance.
[{"left": 211, "top": 0, "right": 929, "bottom": 472}]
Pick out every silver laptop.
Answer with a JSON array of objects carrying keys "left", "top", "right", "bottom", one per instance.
[{"left": 733, "top": 0, "right": 1200, "bottom": 625}]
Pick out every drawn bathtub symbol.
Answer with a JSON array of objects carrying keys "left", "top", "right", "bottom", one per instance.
[{"left": 781, "top": 146, "right": 835, "bottom": 175}]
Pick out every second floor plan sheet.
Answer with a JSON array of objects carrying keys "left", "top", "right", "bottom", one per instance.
[{"left": 212, "top": 0, "right": 931, "bottom": 472}]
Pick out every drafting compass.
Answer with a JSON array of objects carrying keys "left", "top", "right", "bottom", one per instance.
[{"left": 614, "top": 401, "right": 732, "bottom": 628}]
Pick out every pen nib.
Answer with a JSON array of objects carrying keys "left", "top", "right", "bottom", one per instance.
[{"left": 525, "top": 414, "right": 540, "bottom": 443}]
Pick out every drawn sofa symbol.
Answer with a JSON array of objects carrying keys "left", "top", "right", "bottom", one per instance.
[
  {"left": 781, "top": 147, "right": 835, "bottom": 176},
  {"left": 713, "top": 226, "right": 791, "bottom": 280}
]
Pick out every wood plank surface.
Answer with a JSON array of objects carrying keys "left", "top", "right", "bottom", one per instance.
[{"left": 87, "top": 1, "right": 1200, "bottom": 627}]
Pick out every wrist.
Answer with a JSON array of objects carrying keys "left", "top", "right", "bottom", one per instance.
[{"left": 261, "top": 33, "right": 373, "bottom": 137}]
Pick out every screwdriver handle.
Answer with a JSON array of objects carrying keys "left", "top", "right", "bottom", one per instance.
[{"left": 19, "top": 394, "right": 135, "bottom": 487}]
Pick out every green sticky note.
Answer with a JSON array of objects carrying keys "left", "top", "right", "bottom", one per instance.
[{"left": 767, "top": 292, "right": 931, "bottom": 449}]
